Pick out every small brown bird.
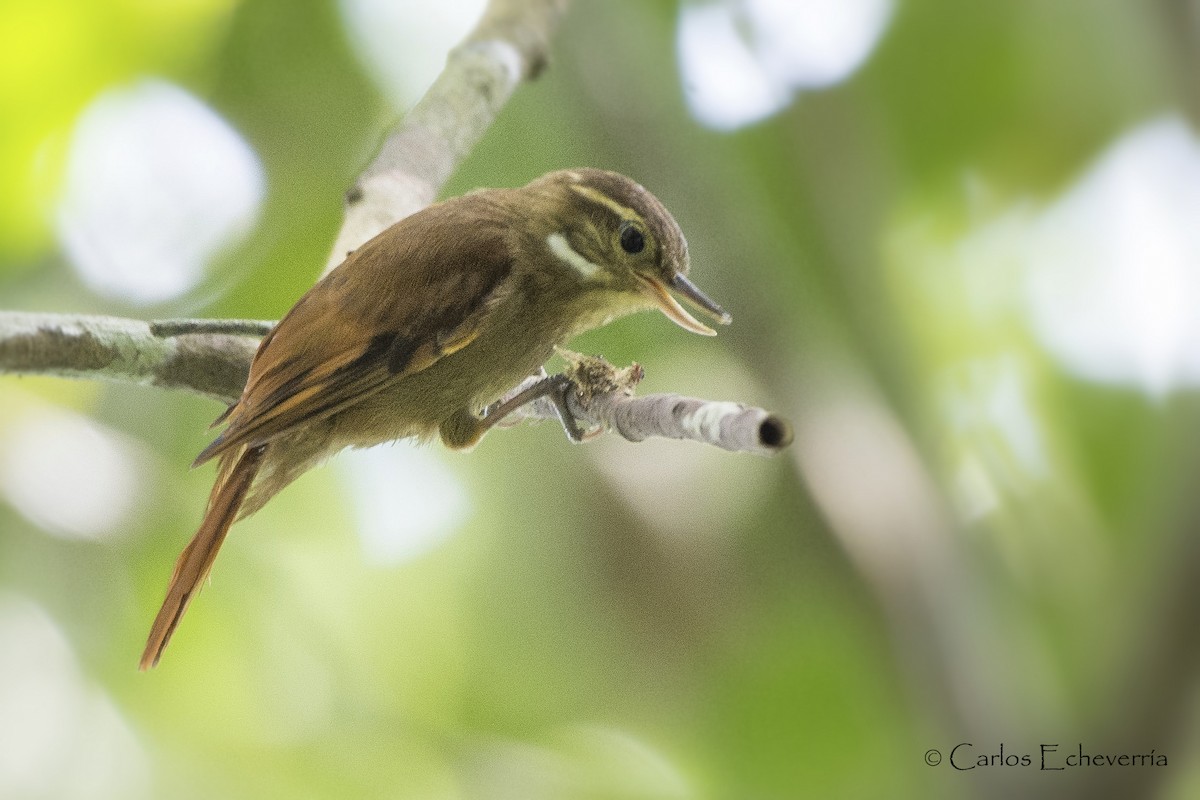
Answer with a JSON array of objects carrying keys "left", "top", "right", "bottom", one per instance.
[{"left": 140, "top": 168, "right": 729, "bottom": 669}]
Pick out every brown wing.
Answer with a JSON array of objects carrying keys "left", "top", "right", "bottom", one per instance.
[{"left": 194, "top": 197, "right": 515, "bottom": 466}]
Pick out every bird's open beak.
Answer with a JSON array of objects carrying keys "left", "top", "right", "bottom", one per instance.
[{"left": 637, "top": 273, "right": 732, "bottom": 336}]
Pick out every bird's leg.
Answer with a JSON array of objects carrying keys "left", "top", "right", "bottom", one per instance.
[
  {"left": 479, "top": 368, "right": 548, "bottom": 429},
  {"left": 481, "top": 373, "right": 587, "bottom": 443},
  {"left": 440, "top": 373, "right": 595, "bottom": 450}
]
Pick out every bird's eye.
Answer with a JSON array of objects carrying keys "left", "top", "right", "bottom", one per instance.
[{"left": 619, "top": 222, "right": 645, "bottom": 254}]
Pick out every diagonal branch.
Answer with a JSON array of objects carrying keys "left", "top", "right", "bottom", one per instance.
[{"left": 326, "top": 0, "right": 569, "bottom": 274}]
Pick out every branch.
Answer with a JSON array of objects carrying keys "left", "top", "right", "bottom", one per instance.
[
  {"left": 570, "top": 389, "right": 792, "bottom": 455},
  {"left": 0, "top": 311, "right": 258, "bottom": 403},
  {"left": 494, "top": 352, "right": 792, "bottom": 455},
  {"left": 0, "top": 313, "right": 791, "bottom": 454},
  {"left": 325, "top": 0, "right": 570, "bottom": 274}
]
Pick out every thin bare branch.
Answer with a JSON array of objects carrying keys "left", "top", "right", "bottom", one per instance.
[
  {"left": 571, "top": 390, "right": 793, "bottom": 454},
  {"left": 495, "top": 352, "right": 792, "bottom": 454},
  {"left": 325, "top": 0, "right": 570, "bottom": 274}
]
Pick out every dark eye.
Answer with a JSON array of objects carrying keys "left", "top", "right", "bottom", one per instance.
[{"left": 619, "top": 222, "right": 645, "bottom": 254}]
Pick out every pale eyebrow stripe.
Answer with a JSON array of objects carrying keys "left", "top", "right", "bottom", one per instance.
[
  {"left": 569, "top": 183, "right": 643, "bottom": 225},
  {"left": 547, "top": 232, "right": 600, "bottom": 278}
]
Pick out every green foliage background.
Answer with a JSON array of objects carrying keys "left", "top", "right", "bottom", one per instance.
[{"left": 2, "top": 1, "right": 1198, "bottom": 798}]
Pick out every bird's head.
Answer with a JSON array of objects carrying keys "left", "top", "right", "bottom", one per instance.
[{"left": 521, "top": 168, "right": 731, "bottom": 335}]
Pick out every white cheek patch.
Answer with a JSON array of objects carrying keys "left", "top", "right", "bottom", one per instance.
[{"left": 547, "top": 232, "right": 601, "bottom": 279}]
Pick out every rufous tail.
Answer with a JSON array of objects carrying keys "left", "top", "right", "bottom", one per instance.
[{"left": 139, "top": 444, "right": 267, "bottom": 670}]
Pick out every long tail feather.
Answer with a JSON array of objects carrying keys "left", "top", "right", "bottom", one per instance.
[{"left": 140, "top": 444, "right": 267, "bottom": 670}]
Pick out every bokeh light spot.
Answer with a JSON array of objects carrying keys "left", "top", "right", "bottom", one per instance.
[
  {"left": 55, "top": 79, "right": 265, "bottom": 304},
  {"left": 678, "top": 0, "right": 894, "bottom": 130},
  {"left": 339, "top": 0, "right": 487, "bottom": 110},
  {"left": 340, "top": 442, "right": 470, "bottom": 566},
  {"left": 0, "top": 408, "right": 146, "bottom": 541},
  {"left": 0, "top": 594, "right": 149, "bottom": 800},
  {"left": 1024, "top": 116, "right": 1200, "bottom": 396}
]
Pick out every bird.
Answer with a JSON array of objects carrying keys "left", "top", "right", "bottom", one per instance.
[{"left": 140, "top": 168, "right": 730, "bottom": 669}]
